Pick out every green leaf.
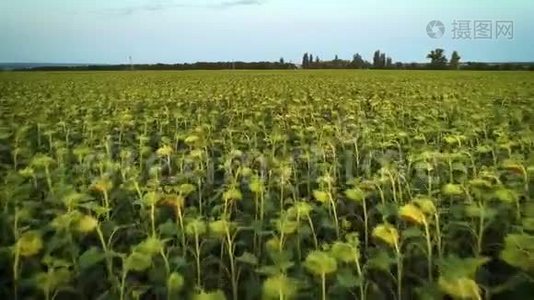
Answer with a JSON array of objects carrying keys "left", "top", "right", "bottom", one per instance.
[
  {"left": 465, "top": 203, "right": 497, "bottom": 220},
  {"left": 500, "top": 233, "right": 534, "bottom": 271},
  {"left": 522, "top": 218, "right": 534, "bottom": 231},
  {"left": 158, "top": 220, "right": 178, "bottom": 236},
  {"left": 438, "top": 277, "right": 481, "bottom": 299},
  {"left": 135, "top": 237, "right": 164, "bottom": 256},
  {"left": 33, "top": 268, "right": 71, "bottom": 293},
  {"left": 475, "top": 145, "right": 493, "bottom": 154},
  {"left": 468, "top": 178, "right": 493, "bottom": 189},
  {"left": 79, "top": 202, "right": 110, "bottom": 217},
  {"left": 275, "top": 218, "right": 298, "bottom": 235},
  {"left": 524, "top": 202, "right": 534, "bottom": 218},
  {"left": 236, "top": 252, "right": 258, "bottom": 265},
  {"left": 344, "top": 188, "right": 365, "bottom": 203},
  {"left": 330, "top": 241, "right": 358, "bottom": 263},
  {"left": 178, "top": 183, "right": 196, "bottom": 196},
  {"left": 439, "top": 255, "right": 489, "bottom": 279},
  {"left": 336, "top": 268, "right": 362, "bottom": 288},
  {"left": 42, "top": 255, "right": 71, "bottom": 268},
  {"left": 79, "top": 247, "right": 105, "bottom": 270},
  {"left": 376, "top": 202, "right": 398, "bottom": 219},
  {"left": 142, "top": 191, "right": 160, "bottom": 206},
  {"left": 256, "top": 265, "right": 281, "bottom": 276},
  {"left": 414, "top": 282, "right": 442, "bottom": 300},
  {"left": 494, "top": 188, "right": 518, "bottom": 204},
  {"left": 403, "top": 227, "right": 424, "bottom": 239},
  {"left": 192, "top": 290, "right": 226, "bottom": 300},
  {"left": 367, "top": 249, "right": 395, "bottom": 272}
]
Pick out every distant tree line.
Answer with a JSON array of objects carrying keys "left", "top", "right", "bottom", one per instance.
[
  {"left": 14, "top": 49, "right": 534, "bottom": 71},
  {"left": 425, "top": 49, "right": 461, "bottom": 70},
  {"left": 300, "top": 50, "right": 414, "bottom": 69},
  {"left": 461, "top": 62, "right": 534, "bottom": 71},
  {"left": 21, "top": 61, "right": 297, "bottom": 71},
  {"left": 301, "top": 52, "right": 373, "bottom": 69},
  {"left": 301, "top": 49, "right": 534, "bottom": 71}
]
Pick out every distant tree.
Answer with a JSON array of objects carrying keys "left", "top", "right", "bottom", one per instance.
[
  {"left": 302, "top": 53, "right": 309, "bottom": 68},
  {"left": 379, "top": 53, "right": 386, "bottom": 68},
  {"left": 334, "top": 54, "right": 339, "bottom": 61},
  {"left": 386, "top": 57, "right": 392, "bottom": 68},
  {"left": 373, "top": 50, "right": 381, "bottom": 68},
  {"left": 426, "top": 48, "right": 448, "bottom": 69},
  {"left": 315, "top": 56, "right": 320, "bottom": 63},
  {"left": 309, "top": 54, "right": 314, "bottom": 64},
  {"left": 279, "top": 57, "right": 285, "bottom": 64},
  {"left": 450, "top": 51, "right": 461, "bottom": 70},
  {"left": 351, "top": 53, "right": 365, "bottom": 69},
  {"left": 350, "top": 54, "right": 357, "bottom": 68}
]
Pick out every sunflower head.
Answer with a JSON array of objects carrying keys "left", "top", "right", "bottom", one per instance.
[
  {"left": 16, "top": 231, "right": 43, "bottom": 257},
  {"left": 372, "top": 224, "right": 399, "bottom": 248},
  {"left": 77, "top": 215, "right": 98, "bottom": 233},
  {"left": 399, "top": 203, "right": 427, "bottom": 225}
]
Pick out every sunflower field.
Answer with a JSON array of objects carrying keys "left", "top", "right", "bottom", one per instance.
[{"left": 1, "top": 70, "right": 534, "bottom": 299}]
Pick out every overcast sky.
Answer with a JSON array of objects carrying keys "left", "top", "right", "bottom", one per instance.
[{"left": 1, "top": 0, "right": 533, "bottom": 64}]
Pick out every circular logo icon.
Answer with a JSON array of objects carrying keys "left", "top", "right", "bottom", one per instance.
[{"left": 426, "top": 20, "right": 445, "bottom": 39}]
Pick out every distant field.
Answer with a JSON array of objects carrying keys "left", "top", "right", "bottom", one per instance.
[{"left": 1, "top": 70, "right": 534, "bottom": 299}]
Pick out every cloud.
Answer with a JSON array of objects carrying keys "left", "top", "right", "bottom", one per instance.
[
  {"left": 216, "top": 0, "right": 264, "bottom": 8},
  {"left": 101, "top": 1, "right": 185, "bottom": 16},
  {"left": 101, "top": 0, "right": 265, "bottom": 16}
]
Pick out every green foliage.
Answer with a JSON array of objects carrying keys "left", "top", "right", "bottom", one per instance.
[
  {"left": 125, "top": 252, "right": 152, "bottom": 272},
  {"left": 16, "top": 231, "right": 43, "bottom": 257},
  {"left": 304, "top": 250, "right": 338, "bottom": 276},
  {"left": 501, "top": 233, "right": 534, "bottom": 272},
  {"left": 1, "top": 70, "right": 533, "bottom": 299},
  {"left": 437, "top": 256, "right": 488, "bottom": 299},
  {"left": 167, "top": 272, "right": 185, "bottom": 293},
  {"left": 263, "top": 274, "right": 298, "bottom": 299},
  {"left": 193, "top": 290, "right": 227, "bottom": 300}
]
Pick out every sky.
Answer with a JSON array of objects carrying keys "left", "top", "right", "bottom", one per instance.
[{"left": 1, "top": 0, "right": 533, "bottom": 64}]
